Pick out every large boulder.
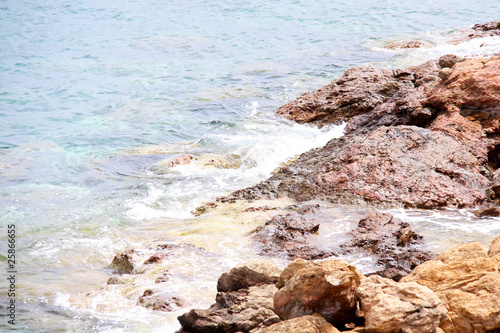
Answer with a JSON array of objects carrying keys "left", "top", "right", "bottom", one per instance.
[
  {"left": 273, "top": 259, "right": 362, "bottom": 328},
  {"left": 357, "top": 275, "right": 447, "bottom": 333},
  {"left": 402, "top": 237, "right": 500, "bottom": 333},
  {"left": 253, "top": 313, "right": 341, "bottom": 333}
]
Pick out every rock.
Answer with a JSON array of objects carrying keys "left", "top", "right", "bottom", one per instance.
[
  {"left": 340, "top": 212, "right": 436, "bottom": 281},
  {"left": 223, "top": 125, "right": 489, "bottom": 208},
  {"left": 137, "top": 289, "right": 185, "bottom": 312},
  {"left": 385, "top": 40, "right": 430, "bottom": 49},
  {"left": 357, "top": 275, "right": 447, "bottom": 333},
  {"left": 425, "top": 56, "right": 500, "bottom": 132},
  {"left": 276, "top": 60, "right": 442, "bottom": 128},
  {"left": 275, "top": 258, "right": 317, "bottom": 289},
  {"left": 273, "top": 259, "right": 362, "bottom": 328},
  {"left": 438, "top": 54, "right": 464, "bottom": 69},
  {"left": 250, "top": 212, "right": 333, "bottom": 260},
  {"left": 217, "top": 261, "right": 282, "bottom": 292},
  {"left": 402, "top": 238, "right": 500, "bottom": 333},
  {"left": 473, "top": 206, "right": 500, "bottom": 217},
  {"left": 254, "top": 313, "right": 341, "bottom": 333},
  {"left": 490, "top": 234, "right": 500, "bottom": 257},
  {"left": 450, "top": 21, "right": 500, "bottom": 44},
  {"left": 178, "top": 284, "right": 279, "bottom": 333},
  {"left": 110, "top": 249, "right": 140, "bottom": 274}
]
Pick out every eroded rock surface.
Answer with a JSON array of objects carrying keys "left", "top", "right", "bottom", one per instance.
[
  {"left": 254, "top": 313, "right": 341, "bottom": 333},
  {"left": 357, "top": 275, "right": 447, "bottom": 333},
  {"left": 273, "top": 259, "right": 362, "bottom": 328},
  {"left": 340, "top": 212, "right": 436, "bottom": 281},
  {"left": 402, "top": 239, "right": 500, "bottom": 333}
]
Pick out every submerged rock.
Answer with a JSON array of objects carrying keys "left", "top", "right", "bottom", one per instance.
[
  {"left": 402, "top": 238, "right": 500, "bottom": 333},
  {"left": 137, "top": 289, "right": 186, "bottom": 312},
  {"left": 273, "top": 259, "right": 362, "bottom": 328},
  {"left": 357, "top": 275, "right": 447, "bottom": 333},
  {"left": 340, "top": 212, "right": 436, "bottom": 281},
  {"left": 384, "top": 40, "right": 430, "bottom": 49}
]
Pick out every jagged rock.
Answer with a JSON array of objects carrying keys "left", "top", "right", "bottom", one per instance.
[
  {"left": 178, "top": 284, "right": 279, "bottom": 333},
  {"left": 402, "top": 238, "right": 500, "bottom": 333},
  {"left": 217, "top": 261, "right": 282, "bottom": 292},
  {"left": 137, "top": 289, "right": 185, "bottom": 312},
  {"left": 473, "top": 206, "right": 500, "bottom": 217},
  {"left": 223, "top": 125, "right": 489, "bottom": 208},
  {"left": 340, "top": 212, "right": 436, "bottom": 281},
  {"left": 450, "top": 21, "right": 500, "bottom": 44},
  {"left": 273, "top": 259, "right": 362, "bottom": 328},
  {"left": 253, "top": 313, "right": 341, "bottom": 333},
  {"left": 249, "top": 212, "right": 333, "bottom": 260},
  {"left": 275, "top": 258, "right": 317, "bottom": 289},
  {"left": 357, "top": 275, "right": 447, "bottom": 333},
  {"left": 111, "top": 249, "right": 140, "bottom": 274}
]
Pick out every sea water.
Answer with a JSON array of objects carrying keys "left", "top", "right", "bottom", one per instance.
[{"left": 1, "top": 0, "right": 500, "bottom": 331}]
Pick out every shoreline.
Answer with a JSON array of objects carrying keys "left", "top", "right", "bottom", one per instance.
[{"left": 107, "top": 21, "right": 500, "bottom": 333}]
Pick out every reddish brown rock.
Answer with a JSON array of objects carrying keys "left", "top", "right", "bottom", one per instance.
[
  {"left": 249, "top": 211, "right": 333, "bottom": 260},
  {"left": 273, "top": 259, "right": 362, "bottom": 328},
  {"left": 217, "top": 261, "right": 282, "bottom": 292},
  {"left": 449, "top": 21, "right": 500, "bottom": 44},
  {"left": 340, "top": 212, "right": 436, "bottom": 281},
  {"left": 111, "top": 249, "right": 140, "bottom": 274},
  {"left": 224, "top": 125, "right": 489, "bottom": 208}
]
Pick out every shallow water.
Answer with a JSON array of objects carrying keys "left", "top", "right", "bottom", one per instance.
[{"left": 1, "top": 0, "right": 500, "bottom": 331}]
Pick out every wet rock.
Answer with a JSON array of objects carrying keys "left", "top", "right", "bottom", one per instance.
[
  {"left": 217, "top": 261, "right": 282, "bottom": 292},
  {"left": 450, "top": 21, "right": 500, "bottom": 44},
  {"left": 273, "top": 259, "right": 362, "bottom": 328},
  {"left": 178, "top": 284, "right": 279, "bottom": 333},
  {"left": 402, "top": 237, "right": 500, "bottom": 333},
  {"left": 111, "top": 249, "right": 141, "bottom": 274},
  {"left": 254, "top": 313, "right": 341, "bottom": 333},
  {"left": 340, "top": 212, "right": 436, "bottom": 281},
  {"left": 438, "top": 54, "right": 464, "bottom": 69},
  {"left": 384, "top": 40, "right": 430, "bottom": 49},
  {"left": 249, "top": 212, "right": 333, "bottom": 260},
  {"left": 225, "top": 125, "right": 489, "bottom": 208},
  {"left": 473, "top": 206, "right": 500, "bottom": 217},
  {"left": 357, "top": 275, "right": 447, "bottom": 333},
  {"left": 137, "top": 289, "right": 186, "bottom": 312}
]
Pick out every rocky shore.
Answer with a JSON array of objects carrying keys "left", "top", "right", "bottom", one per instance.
[{"left": 109, "top": 22, "right": 500, "bottom": 332}]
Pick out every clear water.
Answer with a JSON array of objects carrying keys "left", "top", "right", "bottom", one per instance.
[{"left": 1, "top": 0, "right": 500, "bottom": 331}]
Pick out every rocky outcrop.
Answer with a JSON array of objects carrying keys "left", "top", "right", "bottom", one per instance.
[
  {"left": 224, "top": 125, "right": 489, "bottom": 208},
  {"left": 340, "top": 212, "right": 436, "bottom": 281},
  {"left": 449, "top": 21, "right": 500, "bottom": 44},
  {"left": 402, "top": 239, "right": 500, "bottom": 333},
  {"left": 384, "top": 40, "right": 430, "bottom": 49},
  {"left": 253, "top": 313, "right": 341, "bottom": 333},
  {"left": 276, "top": 61, "right": 439, "bottom": 127},
  {"left": 357, "top": 275, "right": 447, "bottom": 333},
  {"left": 273, "top": 259, "right": 362, "bottom": 328}
]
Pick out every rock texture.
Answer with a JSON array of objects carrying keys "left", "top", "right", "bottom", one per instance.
[
  {"left": 217, "top": 261, "right": 282, "bottom": 292},
  {"left": 357, "top": 275, "right": 447, "bottom": 333},
  {"left": 273, "top": 259, "right": 362, "bottom": 328},
  {"left": 249, "top": 207, "right": 333, "bottom": 260},
  {"left": 178, "top": 262, "right": 281, "bottom": 333},
  {"left": 340, "top": 212, "right": 436, "bottom": 281},
  {"left": 254, "top": 313, "right": 341, "bottom": 333},
  {"left": 224, "top": 125, "right": 489, "bottom": 208},
  {"left": 402, "top": 239, "right": 500, "bottom": 333},
  {"left": 137, "top": 289, "right": 185, "bottom": 312}
]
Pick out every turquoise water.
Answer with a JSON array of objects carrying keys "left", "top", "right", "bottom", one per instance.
[{"left": 1, "top": 0, "right": 500, "bottom": 332}]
